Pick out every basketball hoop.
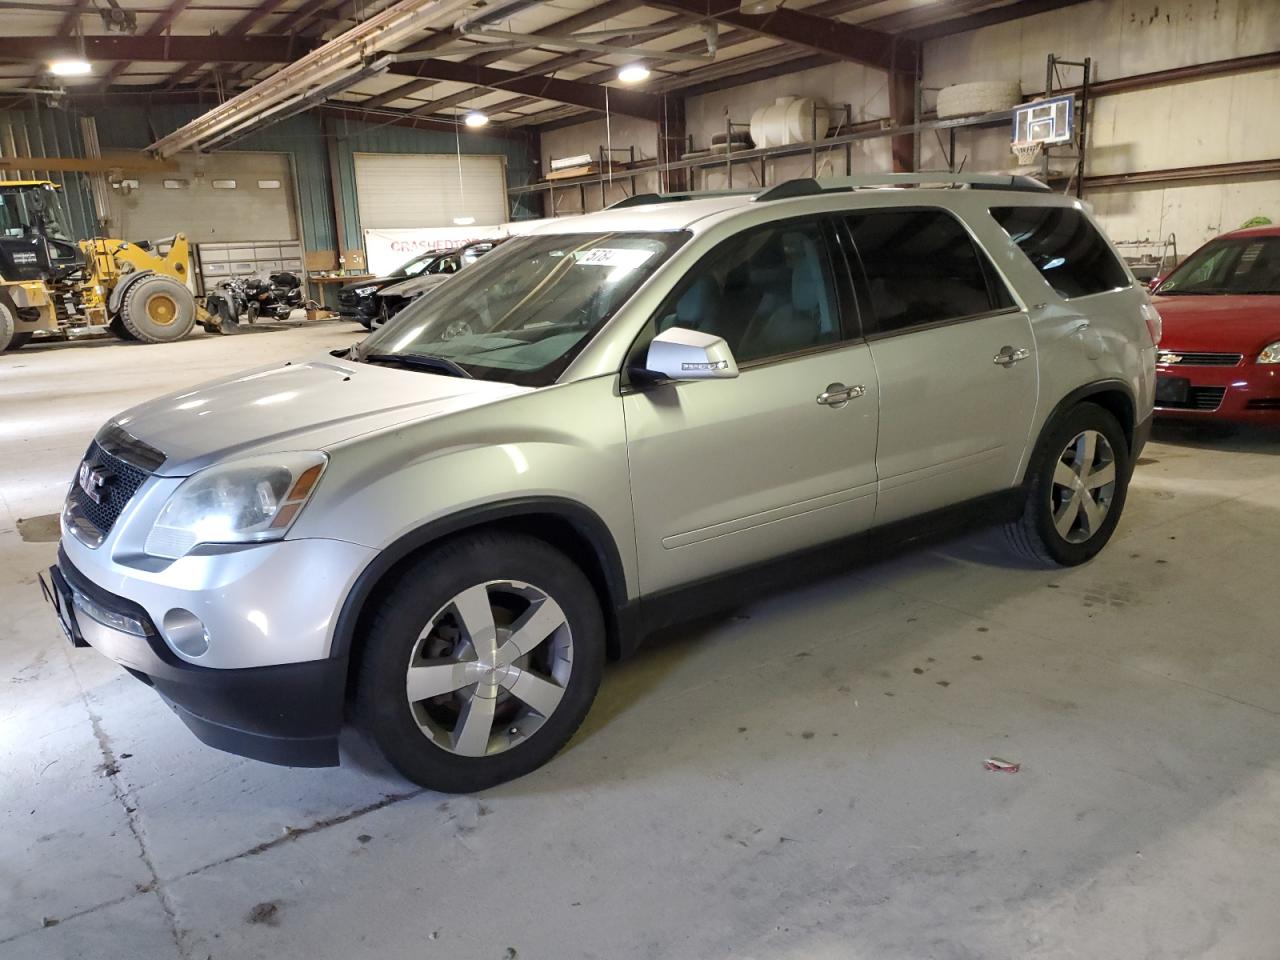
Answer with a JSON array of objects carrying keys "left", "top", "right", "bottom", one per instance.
[{"left": 1011, "top": 140, "right": 1043, "bottom": 166}]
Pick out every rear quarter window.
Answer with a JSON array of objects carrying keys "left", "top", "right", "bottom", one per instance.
[{"left": 991, "top": 206, "right": 1130, "bottom": 299}]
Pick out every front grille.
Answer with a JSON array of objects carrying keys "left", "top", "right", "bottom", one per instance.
[
  {"left": 67, "top": 440, "right": 152, "bottom": 538},
  {"left": 1157, "top": 350, "right": 1242, "bottom": 367},
  {"left": 337, "top": 290, "right": 359, "bottom": 307},
  {"left": 1157, "top": 386, "right": 1227, "bottom": 411},
  {"left": 1246, "top": 398, "right": 1280, "bottom": 410}
]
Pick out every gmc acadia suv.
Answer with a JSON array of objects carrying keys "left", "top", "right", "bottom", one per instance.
[{"left": 43, "top": 174, "right": 1158, "bottom": 792}]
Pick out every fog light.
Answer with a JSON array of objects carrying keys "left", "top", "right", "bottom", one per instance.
[
  {"left": 164, "top": 608, "right": 209, "bottom": 657},
  {"left": 72, "top": 592, "right": 148, "bottom": 637}
]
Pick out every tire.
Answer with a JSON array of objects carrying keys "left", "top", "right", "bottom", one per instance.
[
  {"left": 355, "top": 531, "right": 606, "bottom": 792},
  {"left": 119, "top": 275, "right": 196, "bottom": 343},
  {"left": 1006, "top": 402, "right": 1131, "bottom": 567},
  {"left": 108, "top": 316, "right": 138, "bottom": 341},
  {"left": 936, "top": 80, "right": 1022, "bottom": 119},
  {"left": 0, "top": 303, "right": 22, "bottom": 351},
  {"left": 5, "top": 331, "right": 32, "bottom": 351}
]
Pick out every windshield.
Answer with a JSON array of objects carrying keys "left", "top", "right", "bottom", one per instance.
[
  {"left": 359, "top": 231, "right": 688, "bottom": 386},
  {"left": 1157, "top": 235, "right": 1280, "bottom": 295},
  {"left": 0, "top": 184, "right": 71, "bottom": 240},
  {"left": 399, "top": 250, "right": 449, "bottom": 278}
]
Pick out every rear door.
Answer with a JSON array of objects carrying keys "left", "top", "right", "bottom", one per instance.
[{"left": 842, "top": 207, "right": 1037, "bottom": 524}]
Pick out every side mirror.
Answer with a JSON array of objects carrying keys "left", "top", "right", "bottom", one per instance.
[{"left": 633, "top": 327, "right": 739, "bottom": 384}]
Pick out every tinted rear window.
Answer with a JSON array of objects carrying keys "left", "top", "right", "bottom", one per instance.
[
  {"left": 846, "top": 209, "right": 1014, "bottom": 335},
  {"left": 991, "top": 206, "right": 1130, "bottom": 299}
]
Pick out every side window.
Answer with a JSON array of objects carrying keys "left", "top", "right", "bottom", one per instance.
[
  {"left": 846, "top": 209, "right": 1013, "bottom": 335},
  {"left": 991, "top": 206, "right": 1131, "bottom": 299},
  {"left": 652, "top": 220, "right": 844, "bottom": 364}
]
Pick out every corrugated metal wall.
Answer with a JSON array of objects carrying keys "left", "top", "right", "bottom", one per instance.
[
  {"left": 83, "top": 103, "right": 540, "bottom": 255},
  {"left": 0, "top": 106, "right": 101, "bottom": 240}
]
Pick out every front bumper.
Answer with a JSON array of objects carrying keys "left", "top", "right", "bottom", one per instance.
[
  {"left": 46, "top": 549, "right": 347, "bottom": 767},
  {"left": 1154, "top": 361, "right": 1280, "bottom": 422}
]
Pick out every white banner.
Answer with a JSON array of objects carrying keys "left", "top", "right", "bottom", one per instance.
[{"left": 363, "top": 227, "right": 503, "bottom": 276}]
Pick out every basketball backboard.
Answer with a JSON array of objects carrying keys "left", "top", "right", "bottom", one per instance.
[{"left": 1011, "top": 94, "right": 1075, "bottom": 146}]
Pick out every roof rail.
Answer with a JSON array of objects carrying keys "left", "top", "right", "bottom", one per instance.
[
  {"left": 754, "top": 172, "right": 1051, "bottom": 202},
  {"left": 607, "top": 190, "right": 756, "bottom": 209}
]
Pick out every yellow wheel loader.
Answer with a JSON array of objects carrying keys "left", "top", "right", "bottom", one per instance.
[{"left": 1, "top": 180, "right": 224, "bottom": 352}]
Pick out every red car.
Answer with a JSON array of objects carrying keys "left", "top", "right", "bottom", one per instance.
[{"left": 1150, "top": 226, "right": 1280, "bottom": 422}]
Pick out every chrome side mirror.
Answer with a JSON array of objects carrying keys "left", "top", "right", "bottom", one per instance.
[{"left": 636, "top": 327, "right": 739, "bottom": 383}]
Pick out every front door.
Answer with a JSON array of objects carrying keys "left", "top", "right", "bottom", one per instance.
[
  {"left": 623, "top": 218, "right": 880, "bottom": 595},
  {"left": 842, "top": 207, "right": 1038, "bottom": 522}
]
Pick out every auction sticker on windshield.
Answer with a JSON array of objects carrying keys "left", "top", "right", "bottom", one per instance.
[{"left": 572, "top": 248, "right": 655, "bottom": 269}]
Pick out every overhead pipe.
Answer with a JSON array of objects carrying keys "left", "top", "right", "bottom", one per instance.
[{"left": 146, "top": 0, "right": 482, "bottom": 157}]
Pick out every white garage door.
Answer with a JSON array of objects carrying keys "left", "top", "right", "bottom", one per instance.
[
  {"left": 111, "top": 151, "right": 297, "bottom": 244},
  {"left": 354, "top": 152, "right": 508, "bottom": 230}
]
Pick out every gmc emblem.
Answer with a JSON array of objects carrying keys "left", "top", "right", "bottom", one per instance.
[{"left": 77, "top": 461, "right": 112, "bottom": 505}]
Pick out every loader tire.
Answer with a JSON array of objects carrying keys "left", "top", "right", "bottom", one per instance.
[
  {"left": 108, "top": 316, "right": 138, "bottom": 341},
  {"left": 1, "top": 304, "right": 31, "bottom": 352},
  {"left": 120, "top": 275, "right": 196, "bottom": 343}
]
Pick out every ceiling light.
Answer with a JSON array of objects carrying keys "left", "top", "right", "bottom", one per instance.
[
  {"left": 453, "top": 216, "right": 476, "bottom": 226},
  {"left": 49, "top": 59, "right": 92, "bottom": 77},
  {"left": 463, "top": 112, "right": 489, "bottom": 128},
  {"left": 617, "top": 64, "right": 650, "bottom": 84},
  {"left": 739, "top": 0, "right": 780, "bottom": 12}
]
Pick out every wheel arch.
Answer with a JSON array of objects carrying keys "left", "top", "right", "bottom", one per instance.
[
  {"left": 107, "top": 269, "right": 156, "bottom": 316},
  {"left": 1022, "top": 379, "right": 1137, "bottom": 485},
  {"left": 331, "top": 497, "right": 638, "bottom": 691}
]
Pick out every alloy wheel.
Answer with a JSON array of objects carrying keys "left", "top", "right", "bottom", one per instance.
[
  {"left": 1049, "top": 429, "right": 1116, "bottom": 544},
  {"left": 404, "top": 580, "right": 573, "bottom": 757}
]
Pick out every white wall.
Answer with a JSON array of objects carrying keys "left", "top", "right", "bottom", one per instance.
[
  {"left": 921, "top": 0, "right": 1280, "bottom": 250},
  {"left": 540, "top": 116, "right": 660, "bottom": 215},
  {"left": 685, "top": 61, "right": 893, "bottom": 190}
]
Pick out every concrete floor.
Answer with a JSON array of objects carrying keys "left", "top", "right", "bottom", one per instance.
[{"left": 3, "top": 325, "right": 1279, "bottom": 960}]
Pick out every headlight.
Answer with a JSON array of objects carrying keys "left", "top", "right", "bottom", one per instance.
[
  {"left": 1259, "top": 341, "right": 1280, "bottom": 364},
  {"left": 354, "top": 285, "right": 378, "bottom": 297},
  {"left": 144, "top": 452, "right": 327, "bottom": 559}
]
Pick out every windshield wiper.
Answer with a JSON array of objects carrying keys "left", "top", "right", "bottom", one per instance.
[{"left": 363, "top": 352, "right": 473, "bottom": 378}]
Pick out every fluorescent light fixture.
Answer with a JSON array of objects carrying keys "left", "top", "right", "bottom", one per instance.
[
  {"left": 463, "top": 111, "right": 489, "bottom": 128},
  {"left": 617, "top": 64, "right": 650, "bottom": 83},
  {"left": 453, "top": 216, "right": 476, "bottom": 226},
  {"left": 50, "top": 59, "right": 92, "bottom": 77}
]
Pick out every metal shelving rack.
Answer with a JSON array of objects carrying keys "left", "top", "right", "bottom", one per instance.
[{"left": 512, "top": 105, "right": 1020, "bottom": 206}]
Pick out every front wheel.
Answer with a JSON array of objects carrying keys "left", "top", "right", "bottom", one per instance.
[
  {"left": 120, "top": 275, "right": 196, "bottom": 343},
  {"left": 355, "top": 532, "right": 605, "bottom": 792},
  {"left": 1006, "top": 402, "right": 1131, "bottom": 566}
]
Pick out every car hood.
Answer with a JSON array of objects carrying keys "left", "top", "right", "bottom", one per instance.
[
  {"left": 1152, "top": 294, "right": 1280, "bottom": 353},
  {"left": 340, "top": 277, "right": 394, "bottom": 294},
  {"left": 381, "top": 273, "right": 450, "bottom": 299},
  {"left": 112, "top": 354, "right": 531, "bottom": 477}
]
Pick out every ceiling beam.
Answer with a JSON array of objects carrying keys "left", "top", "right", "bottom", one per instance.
[
  {"left": 165, "top": 0, "right": 293, "bottom": 89},
  {"left": 895, "top": 0, "right": 1092, "bottom": 41},
  {"left": 384, "top": 59, "right": 664, "bottom": 121},
  {"left": 643, "top": 0, "right": 916, "bottom": 71},
  {"left": 3, "top": 35, "right": 311, "bottom": 64},
  {"left": 56, "top": 0, "right": 93, "bottom": 37},
  {"left": 364, "top": 0, "right": 643, "bottom": 111},
  {"left": 100, "top": 0, "right": 194, "bottom": 88}
]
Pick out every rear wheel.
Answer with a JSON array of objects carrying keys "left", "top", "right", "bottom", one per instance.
[
  {"left": 0, "top": 303, "right": 28, "bottom": 351},
  {"left": 108, "top": 316, "right": 138, "bottom": 341},
  {"left": 1006, "top": 402, "right": 1130, "bottom": 566},
  {"left": 355, "top": 532, "right": 605, "bottom": 792},
  {"left": 120, "top": 275, "right": 196, "bottom": 343}
]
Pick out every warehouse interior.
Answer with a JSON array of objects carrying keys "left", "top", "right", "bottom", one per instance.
[{"left": 3, "top": 1, "right": 1280, "bottom": 957}]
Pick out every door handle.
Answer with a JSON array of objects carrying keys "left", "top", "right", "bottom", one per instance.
[
  {"left": 817, "top": 382, "right": 865, "bottom": 408},
  {"left": 993, "top": 346, "right": 1031, "bottom": 367}
]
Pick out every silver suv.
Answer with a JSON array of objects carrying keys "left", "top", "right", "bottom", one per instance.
[{"left": 43, "top": 175, "right": 1158, "bottom": 792}]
